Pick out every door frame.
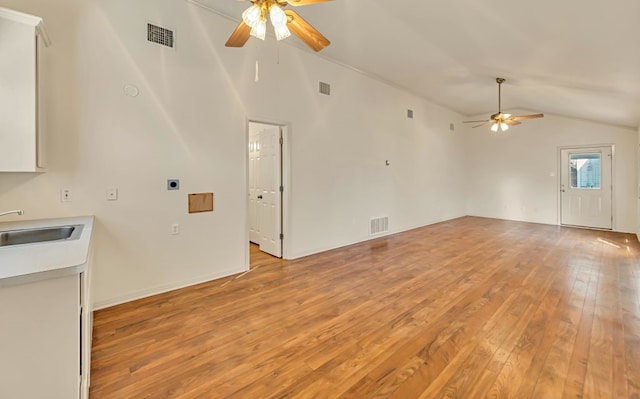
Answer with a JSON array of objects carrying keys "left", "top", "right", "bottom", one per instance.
[
  {"left": 244, "top": 117, "right": 291, "bottom": 266},
  {"left": 557, "top": 143, "right": 616, "bottom": 230}
]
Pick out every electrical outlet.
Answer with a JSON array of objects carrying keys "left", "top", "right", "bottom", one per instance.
[
  {"left": 171, "top": 223, "right": 180, "bottom": 235},
  {"left": 61, "top": 189, "right": 71, "bottom": 202},
  {"left": 106, "top": 187, "right": 118, "bottom": 201}
]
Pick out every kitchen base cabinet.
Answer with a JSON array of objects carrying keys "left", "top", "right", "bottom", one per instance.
[{"left": 0, "top": 274, "right": 80, "bottom": 399}]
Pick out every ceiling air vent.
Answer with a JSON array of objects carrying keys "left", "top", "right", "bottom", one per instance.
[
  {"left": 407, "top": 109, "right": 414, "bottom": 119},
  {"left": 147, "top": 23, "right": 174, "bottom": 48},
  {"left": 319, "top": 81, "right": 331, "bottom": 96},
  {"left": 369, "top": 216, "right": 389, "bottom": 236}
]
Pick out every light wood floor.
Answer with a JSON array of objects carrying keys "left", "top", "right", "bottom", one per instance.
[{"left": 90, "top": 217, "right": 640, "bottom": 398}]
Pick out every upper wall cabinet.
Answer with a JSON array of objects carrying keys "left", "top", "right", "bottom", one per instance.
[{"left": 0, "top": 7, "right": 50, "bottom": 172}]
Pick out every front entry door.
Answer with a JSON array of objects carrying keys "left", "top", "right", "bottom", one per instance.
[{"left": 560, "top": 146, "right": 612, "bottom": 229}]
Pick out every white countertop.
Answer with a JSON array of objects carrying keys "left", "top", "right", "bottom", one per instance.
[{"left": 0, "top": 215, "right": 94, "bottom": 286}]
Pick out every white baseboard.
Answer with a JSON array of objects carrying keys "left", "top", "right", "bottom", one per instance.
[
  {"left": 92, "top": 267, "right": 247, "bottom": 310},
  {"left": 287, "top": 214, "right": 464, "bottom": 260}
]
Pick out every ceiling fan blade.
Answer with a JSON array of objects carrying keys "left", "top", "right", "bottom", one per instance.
[
  {"left": 472, "top": 122, "right": 491, "bottom": 128},
  {"left": 510, "top": 113, "right": 544, "bottom": 121},
  {"left": 225, "top": 21, "right": 251, "bottom": 47},
  {"left": 504, "top": 120, "right": 522, "bottom": 126},
  {"left": 284, "top": 9, "right": 330, "bottom": 51},
  {"left": 282, "top": 0, "right": 334, "bottom": 6},
  {"left": 463, "top": 120, "right": 490, "bottom": 123}
]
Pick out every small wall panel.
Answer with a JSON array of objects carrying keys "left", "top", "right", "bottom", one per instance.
[{"left": 188, "top": 193, "right": 213, "bottom": 213}]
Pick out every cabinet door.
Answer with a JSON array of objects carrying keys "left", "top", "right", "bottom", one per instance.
[
  {"left": 0, "top": 12, "right": 44, "bottom": 171},
  {"left": 0, "top": 275, "right": 80, "bottom": 399}
]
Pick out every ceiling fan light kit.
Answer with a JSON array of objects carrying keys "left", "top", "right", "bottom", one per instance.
[
  {"left": 241, "top": 1, "right": 290, "bottom": 41},
  {"left": 463, "top": 77, "right": 544, "bottom": 133},
  {"left": 226, "top": 0, "right": 331, "bottom": 52}
]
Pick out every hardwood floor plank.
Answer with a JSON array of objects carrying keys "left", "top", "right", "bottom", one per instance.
[
  {"left": 619, "top": 249, "right": 640, "bottom": 398},
  {"left": 529, "top": 268, "right": 592, "bottom": 398},
  {"left": 562, "top": 260, "right": 601, "bottom": 398},
  {"left": 89, "top": 217, "right": 640, "bottom": 398},
  {"left": 584, "top": 252, "right": 617, "bottom": 398}
]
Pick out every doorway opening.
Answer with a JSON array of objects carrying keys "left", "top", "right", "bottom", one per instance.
[
  {"left": 559, "top": 145, "right": 613, "bottom": 230},
  {"left": 247, "top": 120, "right": 287, "bottom": 265}
]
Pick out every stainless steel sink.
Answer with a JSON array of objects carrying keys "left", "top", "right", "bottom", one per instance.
[{"left": 0, "top": 224, "right": 83, "bottom": 247}]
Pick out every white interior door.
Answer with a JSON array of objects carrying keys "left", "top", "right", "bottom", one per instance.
[
  {"left": 257, "top": 124, "right": 282, "bottom": 257},
  {"left": 560, "top": 146, "right": 612, "bottom": 229},
  {"left": 248, "top": 128, "right": 260, "bottom": 243}
]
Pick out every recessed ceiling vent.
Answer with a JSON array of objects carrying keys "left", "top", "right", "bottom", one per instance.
[
  {"left": 369, "top": 216, "right": 389, "bottom": 236},
  {"left": 147, "top": 23, "right": 174, "bottom": 48},
  {"left": 407, "top": 109, "right": 414, "bottom": 119},
  {"left": 319, "top": 81, "right": 331, "bottom": 95}
]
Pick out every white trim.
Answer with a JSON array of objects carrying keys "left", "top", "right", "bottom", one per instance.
[
  {"left": 0, "top": 7, "right": 51, "bottom": 47},
  {"left": 35, "top": 21, "right": 51, "bottom": 47},
  {"left": 0, "top": 7, "right": 42, "bottom": 26},
  {"left": 92, "top": 267, "right": 245, "bottom": 310},
  {"left": 287, "top": 215, "right": 464, "bottom": 260},
  {"left": 243, "top": 118, "right": 250, "bottom": 269}
]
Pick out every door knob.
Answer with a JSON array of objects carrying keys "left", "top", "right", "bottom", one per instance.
[{"left": 257, "top": 195, "right": 263, "bottom": 199}]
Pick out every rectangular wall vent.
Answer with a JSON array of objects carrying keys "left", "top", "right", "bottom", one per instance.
[
  {"left": 319, "top": 81, "right": 331, "bottom": 95},
  {"left": 147, "top": 23, "right": 174, "bottom": 48},
  {"left": 369, "top": 216, "right": 389, "bottom": 236},
  {"left": 449, "top": 123, "right": 455, "bottom": 131},
  {"left": 407, "top": 109, "right": 414, "bottom": 119}
]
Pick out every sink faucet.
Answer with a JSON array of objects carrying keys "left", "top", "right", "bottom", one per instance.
[{"left": 0, "top": 210, "right": 24, "bottom": 218}]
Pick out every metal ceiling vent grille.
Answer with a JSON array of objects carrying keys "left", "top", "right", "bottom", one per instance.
[
  {"left": 319, "top": 81, "right": 331, "bottom": 95},
  {"left": 147, "top": 23, "right": 174, "bottom": 48},
  {"left": 369, "top": 217, "right": 389, "bottom": 236}
]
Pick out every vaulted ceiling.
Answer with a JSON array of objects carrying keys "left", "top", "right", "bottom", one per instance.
[{"left": 190, "top": 0, "right": 640, "bottom": 128}]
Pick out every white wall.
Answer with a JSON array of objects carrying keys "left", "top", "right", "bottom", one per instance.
[
  {"left": 637, "top": 125, "right": 640, "bottom": 240},
  {"left": 464, "top": 110, "right": 637, "bottom": 233},
  {"left": 0, "top": 0, "right": 466, "bottom": 308}
]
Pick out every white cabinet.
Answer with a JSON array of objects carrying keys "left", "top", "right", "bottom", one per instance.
[
  {"left": 0, "top": 7, "right": 50, "bottom": 172},
  {"left": 0, "top": 215, "right": 94, "bottom": 399},
  {"left": 0, "top": 275, "right": 80, "bottom": 399}
]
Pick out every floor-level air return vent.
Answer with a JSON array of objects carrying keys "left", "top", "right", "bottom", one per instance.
[
  {"left": 319, "top": 81, "right": 331, "bottom": 95},
  {"left": 369, "top": 216, "right": 389, "bottom": 236},
  {"left": 147, "top": 23, "right": 174, "bottom": 48}
]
